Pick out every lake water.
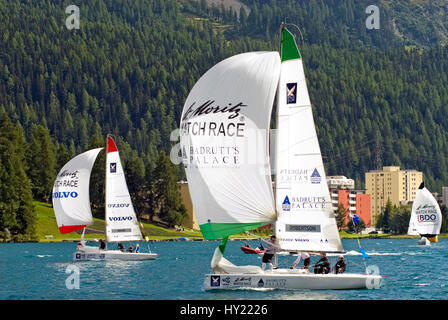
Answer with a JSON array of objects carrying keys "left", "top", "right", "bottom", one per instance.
[{"left": 0, "top": 238, "right": 447, "bottom": 300}]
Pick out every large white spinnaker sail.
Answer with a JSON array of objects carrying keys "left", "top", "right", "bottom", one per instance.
[
  {"left": 105, "top": 136, "right": 143, "bottom": 242},
  {"left": 274, "top": 27, "right": 343, "bottom": 252},
  {"left": 180, "top": 52, "right": 280, "bottom": 240},
  {"left": 408, "top": 182, "right": 442, "bottom": 237},
  {"left": 53, "top": 148, "right": 103, "bottom": 234}
]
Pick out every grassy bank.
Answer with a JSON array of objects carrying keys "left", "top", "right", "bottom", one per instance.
[
  {"left": 34, "top": 202, "right": 447, "bottom": 242},
  {"left": 35, "top": 201, "right": 203, "bottom": 242},
  {"left": 339, "top": 231, "right": 448, "bottom": 239}
]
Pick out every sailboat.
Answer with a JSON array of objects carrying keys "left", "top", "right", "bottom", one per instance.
[
  {"left": 52, "top": 135, "right": 158, "bottom": 261},
  {"left": 408, "top": 182, "right": 442, "bottom": 246},
  {"left": 180, "top": 24, "right": 382, "bottom": 290}
]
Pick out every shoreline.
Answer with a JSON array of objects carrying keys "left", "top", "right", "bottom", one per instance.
[{"left": 3, "top": 233, "right": 447, "bottom": 243}]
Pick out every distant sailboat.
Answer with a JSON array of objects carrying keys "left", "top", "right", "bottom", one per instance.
[
  {"left": 180, "top": 24, "right": 382, "bottom": 290},
  {"left": 408, "top": 182, "right": 442, "bottom": 246},
  {"left": 52, "top": 135, "right": 157, "bottom": 260}
]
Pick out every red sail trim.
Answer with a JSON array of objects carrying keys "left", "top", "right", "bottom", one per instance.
[
  {"left": 59, "top": 225, "right": 86, "bottom": 234},
  {"left": 107, "top": 136, "right": 118, "bottom": 153}
]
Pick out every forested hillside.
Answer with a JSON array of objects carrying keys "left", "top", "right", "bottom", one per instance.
[
  {"left": 226, "top": 0, "right": 448, "bottom": 48},
  {"left": 2, "top": 0, "right": 448, "bottom": 239}
]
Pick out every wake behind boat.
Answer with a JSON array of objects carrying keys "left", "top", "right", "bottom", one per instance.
[
  {"left": 180, "top": 24, "right": 382, "bottom": 290},
  {"left": 52, "top": 135, "right": 157, "bottom": 261}
]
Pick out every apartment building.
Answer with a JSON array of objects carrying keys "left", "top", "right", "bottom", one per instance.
[
  {"left": 328, "top": 176, "right": 371, "bottom": 227},
  {"left": 365, "top": 166, "right": 423, "bottom": 218}
]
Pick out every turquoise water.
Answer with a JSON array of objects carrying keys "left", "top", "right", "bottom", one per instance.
[{"left": 0, "top": 238, "right": 447, "bottom": 300}]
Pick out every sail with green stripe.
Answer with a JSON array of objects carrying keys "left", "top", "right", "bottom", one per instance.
[
  {"left": 180, "top": 51, "right": 280, "bottom": 241},
  {"left": 274, "top": 25, "right": 343, "bottom": 253},
  {"left": 280, "top": 27, "right": 301, "bottom": 61}
]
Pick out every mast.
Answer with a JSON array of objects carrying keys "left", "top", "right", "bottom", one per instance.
[
  {"left": 105, "top": 134, "right": 111, "bottom": 244},
  {"left": 272, "top": 22, "right": 285, "bottom": 214}
]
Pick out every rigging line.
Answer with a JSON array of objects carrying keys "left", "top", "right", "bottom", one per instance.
[
  {"left": 323, "top": 137, "right": 377, "bottom": 157},
  {"left": 322, "top": 133, "right": 439, "bottom": 166},
  {"left": 323, "top": 148, "right": 373, "bottom": 166},
  {"left": 344, "top": 259, "right": 366, "bottom": 271},
  {"left": 129, "top": 194, "right": 154, "bottom": 253},
  {"left": 245, "top": 231, "right": 282, "bottom": 250},
  {"left": 321, "top": 139, "right": 378, "bottom": 164},
  {"left": 282, "top": 22, "right": 304, "bottom": 45},
  {"left": 276, "top": 135, "right": 377, "bottom": 167}
]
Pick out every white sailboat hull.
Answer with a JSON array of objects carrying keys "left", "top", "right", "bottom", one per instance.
[
  {"left": 73, "top": 246, "right": 158, "bottom": 261},
  {"left": 417, "top": 237, "right": 431, "bottom": 246},
  {"left": 204, "top": 271, "right": 382, "bottom": 290}
]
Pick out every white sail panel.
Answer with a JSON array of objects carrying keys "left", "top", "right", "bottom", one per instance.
[
  {"left": 52, "top": 148, "right": 103, "bottom": 234},
  {"left": 408, "top": 184, "right": 442, "bottom": 236},
  {"left": 407, "top": 208, "right": 419, "bottom": 236},
  {"left": 180, "top": 52, "right": 280, "bottom": 239},
  {"left": 275, "top": 29, "right": 343, "bottom": 252},
  {"left": 105, "top": 137, "right": 143, "bottom": 242}
]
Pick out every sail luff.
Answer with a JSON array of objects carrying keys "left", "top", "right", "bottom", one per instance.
[{"left": 105, "top": 135, "right": 109, "bottom": 241}]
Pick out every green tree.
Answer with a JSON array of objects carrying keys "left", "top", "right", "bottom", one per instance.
[
  {"left": 26, "top": 124, "right": 56, "bottom": 202},
  {"left": 0, "top": 113, "right": 36, "bottom": 241},
  {"left": 376, "top": 199, "right": 393, "bottom": 233},
  {"left": 389, "top": 205, "right": 411, "bottom": 234},
  {"left": 55, "top": 143, "right": 72, "bottom": 173},
  {"left": 88, "top": 133, "right": 106, "bottom": 218},
  {"left": 124, "top": 154, "right": 146, "bottom": 217},
  {"left": 347, "top": 217, "right": 366, "bottom": 233},
  {"left": 440, "top": 205, "right": 448, "bottom": 233},
  {"left": 148, "top": 151, "right": 187, "bottom": 227},
  {"left": 335, "top": 203, "right": 348, "bottom": 231}
]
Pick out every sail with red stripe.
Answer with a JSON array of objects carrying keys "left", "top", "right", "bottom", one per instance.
[
  {"left": 52, "top": 148, "right": 103, "bottom": 234},
  {"left": 105, "top": 136, "right": 143, "bottom": 242}
]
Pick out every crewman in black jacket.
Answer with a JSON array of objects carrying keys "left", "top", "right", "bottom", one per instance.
[
  {"left": 334, "top": 255, "right": 346, "bottom": 274},
  {"left": 314, "top": 252, "right": 331, "bottom": 274}
]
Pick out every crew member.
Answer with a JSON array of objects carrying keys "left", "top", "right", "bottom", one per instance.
[
  {"left": 314, "top": 252, "right": 330, "bottom": 274},
  {"left": 291, "top": 251, "right": 311, "bottom": 272},
  {"left": 334, "top": 255, "right": 346, "bottom": 274},
  {"left": 261, "top": 235, "right": 277, "bottom": 272}
]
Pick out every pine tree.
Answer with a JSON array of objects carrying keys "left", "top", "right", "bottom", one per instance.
[
  {"left": 389, "top": 205, "right": 411, "bottom": 234},
  {"left": 55, "top": 143, "right": 72, "bottom": 173},
  {"left": 88, "top": 133, "right": 106, "bottom": 218},
  {"left": 376, "top": 199, "right": 393, "bottom": 233},
  {"left": 335, "top": 203, "right": 348, "bottom": 231},
  {"left": 26, "top": 124, "right": 56, "bottom": 202},
  {"left": 440, "top": 205, "right": 448, "bottom": 233},
  {"left": 148, "top": 151, "right": 187, "bottom": 227},
  {"left": 0, "top": 113, "right": 36, "bottom": 241},
  {"left": 124, "top": 154, "right": 146, "bottom": 217}
]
